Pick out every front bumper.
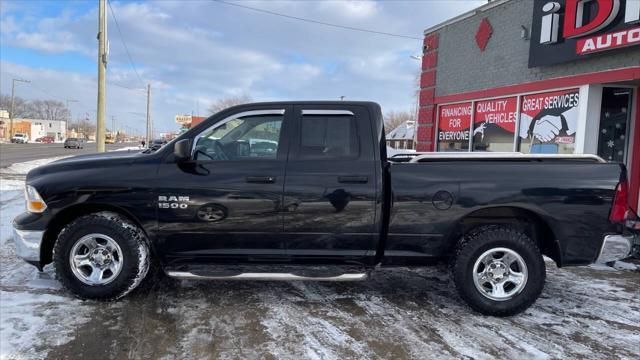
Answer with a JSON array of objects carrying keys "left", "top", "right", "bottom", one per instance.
[
  {"left": 11, "top": 226, "right": 44, "bottom": 263},
  {"left": 596, "top": 234, "right": 633, "bottom": 263}
]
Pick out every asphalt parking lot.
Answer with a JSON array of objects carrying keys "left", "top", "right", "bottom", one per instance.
[{"left": 1, "top": 249, "right": 639, "bottom": 359}]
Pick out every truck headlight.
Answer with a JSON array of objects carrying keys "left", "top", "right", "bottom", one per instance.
[{"left": 25, "top": 185, "right": 47, "bottom": 213}]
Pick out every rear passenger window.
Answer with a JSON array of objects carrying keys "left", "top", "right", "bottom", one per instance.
[{"left": 300, "top": 115, "right": 359, "bottom": 159}]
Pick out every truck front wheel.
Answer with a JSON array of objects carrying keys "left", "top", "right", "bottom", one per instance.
[
  {"left": 451, "top": 225, "right": 545, "bottom": 316},
  {"left": 53, "top": 212, "right": 150, "bottom": 300}
]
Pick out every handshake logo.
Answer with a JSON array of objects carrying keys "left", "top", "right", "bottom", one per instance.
[{"left": 520, "top": 105, "right": 578, "bottom": 145}]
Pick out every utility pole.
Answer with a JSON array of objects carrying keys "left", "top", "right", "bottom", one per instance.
[
  {"left": 145, "top": 83, "right": 151, "bottom": 146},
  {"left": 8, "top": 78, "right": 30, "bottom": 140},
  {"left": 66, "top": 99, "right": 78, "bottom": 140},
  {"left": 96, "top": 0, "right": 107, "bottom": 152}
]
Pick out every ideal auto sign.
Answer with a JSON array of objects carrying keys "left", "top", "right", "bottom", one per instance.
[{"left": 529, "top": 0, "right": 640, "bottom": 67}]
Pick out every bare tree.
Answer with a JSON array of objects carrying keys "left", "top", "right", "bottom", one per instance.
[
  {"left": 0, "top": 95, "right": 35, "bottom": 118},
  {"left": 384, "top": 110, "right": 415, "bottom": 131},
  {"left": 207, "top": 94, "right": 252, "bottom": 114},
  {"left": 30, "top": 100, "right": 70, "bottom": 120}
]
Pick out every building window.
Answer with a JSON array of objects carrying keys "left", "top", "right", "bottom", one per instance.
[
  {"left": 437, "top": 102, "right": 471, "bottom": 152},
  {"left": 472, "top": 97, "right": 518, "bottom": 152},
  {"left": 518, "top": 89, "right": 579, "bottom": 154}
]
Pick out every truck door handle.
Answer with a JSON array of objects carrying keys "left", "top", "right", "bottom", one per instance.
[
  {"left": 246, "top": 176, "right": 276, "bottom": 183},
  {"left": 338, "top": 176, "right": 368, "bottom": 184}
]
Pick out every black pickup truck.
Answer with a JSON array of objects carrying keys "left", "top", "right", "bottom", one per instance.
[{"left": 12, "top": 101, "right": 635, "bottom": 316}]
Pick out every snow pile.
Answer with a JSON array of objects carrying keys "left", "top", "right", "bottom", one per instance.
[
  {"left": 111, "top": 146, "right": 143, "bottom": 151},
  {"left": 612, "top": 260, "right": 639, "bottom": 271},
  {"left": 0, "top": 157, "right": 68, "bottom": 177}
]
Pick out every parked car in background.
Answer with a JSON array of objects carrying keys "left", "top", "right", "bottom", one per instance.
[
  {"left": 64, "top": 138, "right": 84, "bottom": 149},
  {"left": 150, "top": 138, "right": 167, "bottom": 150},
  {"left": 35, "top": 136, "right": 55, "bottom": 143},
  {"left": 11, "top": 133, "right": 29, "bottom": 143}
]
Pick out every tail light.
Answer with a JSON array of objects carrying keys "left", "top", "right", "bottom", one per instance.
[{"left": 609, "top": 179, "right": 629, "bottom": 223}]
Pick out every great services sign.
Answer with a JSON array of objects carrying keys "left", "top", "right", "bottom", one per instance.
[{"left": 529, "top": 0, "right": 640, "bottom": 67}]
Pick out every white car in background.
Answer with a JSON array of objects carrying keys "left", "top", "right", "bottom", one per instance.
[{"left": 11, "top": 133, "right": 29, "bottom": 143}]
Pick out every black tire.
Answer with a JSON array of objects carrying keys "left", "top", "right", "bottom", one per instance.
[
  {"left": 451, "top": 225, "right": 545, "bottom": 316},
  {"left": 53, "top": 212, "right": 150, "bottom": 300}
]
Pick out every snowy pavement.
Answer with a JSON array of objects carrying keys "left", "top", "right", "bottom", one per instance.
[{"left": 1, "top": 157, "right": 639, "bottom": 359}]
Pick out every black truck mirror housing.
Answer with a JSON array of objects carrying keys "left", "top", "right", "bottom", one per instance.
[{"left": 173, "top": 139, "right": 191, "bottom": 161}]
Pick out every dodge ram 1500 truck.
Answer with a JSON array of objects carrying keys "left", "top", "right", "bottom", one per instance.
[{"left": 12, "top": 101, "right": 636, "bottom": 316}]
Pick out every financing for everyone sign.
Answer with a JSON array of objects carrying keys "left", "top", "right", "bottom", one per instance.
[
  {"left": 472, "top": 97, "right": 518, "bottom": 152},
  {"left": 519, "top": 89, "right": 580, "bottom": 154},
  {"left": 529, "top": 0, "right": 640, "bottom": 67},
  {"left": 437, "top": 102, "right": 472, "bottom": 151}
]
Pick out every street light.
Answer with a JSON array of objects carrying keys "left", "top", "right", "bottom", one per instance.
[{"left": 8, "top": 78, "right": 30, "bottom": 140}]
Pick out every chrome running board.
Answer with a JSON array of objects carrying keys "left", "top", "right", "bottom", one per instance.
[{"left": 166, "top": 271, "right": 368, "bottom": 282}]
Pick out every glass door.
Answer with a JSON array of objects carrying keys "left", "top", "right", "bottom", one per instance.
[{"left": 597, "top": 87, "right": 633, "bottom": 163}]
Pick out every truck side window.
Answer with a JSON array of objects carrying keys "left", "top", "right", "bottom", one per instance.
[
  {"left": 194, "top": 114, "right": 283, "bottom": 161},
  {"left": 299, "top": 115, "right": 359, "bottom": 159}
]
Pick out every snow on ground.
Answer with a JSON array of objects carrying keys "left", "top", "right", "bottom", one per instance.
[
  {"left": 0, "top": 156, "right": 90, "bottom": 359},
  {"left": 0, "top": 157, "right": 68, "bottom": 179},
  {"left": 110, "top": 146, "right": 143, "bottom": 151},
  {"left": 0, "top": 157, "right": 639, "bottom": 359}
]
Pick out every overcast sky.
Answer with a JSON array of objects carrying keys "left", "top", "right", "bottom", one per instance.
[{"left": 1, "top": 0, "right": 483, "bottom": 136}]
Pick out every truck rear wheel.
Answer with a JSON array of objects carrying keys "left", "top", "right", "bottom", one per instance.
[
  {"left": 451, "top": 225, "right": 545, "bottom": 316},
  {"left": 53, "top": 212, "right": 150, "bottom": 300}
]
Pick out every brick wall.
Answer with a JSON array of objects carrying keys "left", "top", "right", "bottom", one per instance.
[
  {"left": 415, "top": 33, "right": 439, "bottom": 151},
  {"left": 431, "top": 0, "right": 640, "bottom": 98},
  {"left": 416, "top": 0, "right": 640, "bottom": 151}
]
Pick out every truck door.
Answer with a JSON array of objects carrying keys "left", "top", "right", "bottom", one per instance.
[
  {"left": 155, "top": 107, "right": 292, "bottom": 264},
  {"left": 282, "top": 106, "right": 379, "bottom": 264}
]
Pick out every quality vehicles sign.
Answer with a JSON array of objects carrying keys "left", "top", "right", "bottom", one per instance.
[
  {"left": 529, "top": 0, "right": 640, "bottom": 67},
  {"left": 472, "top": 97, "right": 518, "bottom": 152},
  {"left": 438, "top": 102, "right": 472, "bottom": 151}
]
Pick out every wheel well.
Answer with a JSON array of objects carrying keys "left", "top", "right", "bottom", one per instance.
[
  {"left": 453, "top": 206, "right": 562, "bottom": 266},
  {"left": 40, "top": 204, "right": 145, "bottom": 266}
]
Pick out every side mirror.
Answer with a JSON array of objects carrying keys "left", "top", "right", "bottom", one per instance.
[{"left": 173, "top": 139, "right": 191, "bottom": 162}]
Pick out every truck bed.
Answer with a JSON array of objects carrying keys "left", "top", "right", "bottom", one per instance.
[{"left": 385, "top": 157, "right": 624, "bottom": 266}]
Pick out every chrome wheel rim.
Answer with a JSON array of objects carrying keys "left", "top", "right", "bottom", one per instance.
[
  {"left": 472, "top": 247, "right": 528, "bottom": 301},
  {"left": 69, "top": 233, "right": 123, "bottom": 286}
]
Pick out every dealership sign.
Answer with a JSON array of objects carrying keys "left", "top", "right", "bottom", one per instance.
[
  {"left": 472, "top": 97, "right": 518, "bottom": 151},
  {"left": 519, "top": 89, "right": 580, "bottom": 153},
  {"left": 529, "top": 0, "right": 640, "bottom": 67},
  {"left": 437, "top": 102, "right": 472, "bottom": 151}
]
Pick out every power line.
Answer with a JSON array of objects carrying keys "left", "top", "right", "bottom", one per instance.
[
  {"left": 212, "top": 0, "right": 422, "bottom": 40},
  {"left": 107, "top": 0, "right": 145, "bottom": 86},
  {"left": 106, "top": 68, "right": 146, "bottom": 92}
]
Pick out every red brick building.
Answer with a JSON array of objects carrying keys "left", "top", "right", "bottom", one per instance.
[{"left": 416, "top": 0, "right": 640, "bottom": 211}]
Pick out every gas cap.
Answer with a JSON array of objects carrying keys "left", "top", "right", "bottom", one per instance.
[{"left": 432, "top": 190, "right": 454, "bottom": 210}]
